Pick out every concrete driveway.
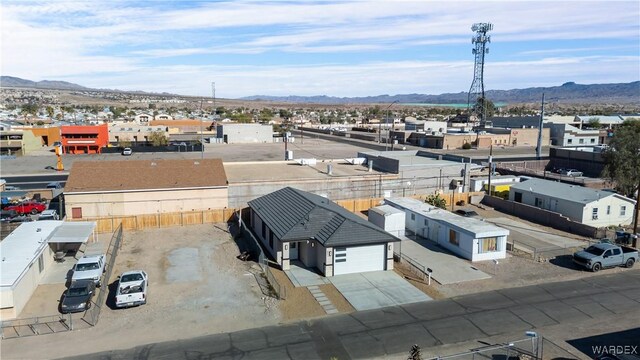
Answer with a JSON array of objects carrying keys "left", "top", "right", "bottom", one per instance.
[
  {"left": 398, "top": 236, "right": 491, "bottom": 285},
  {"left": 329, "top": 271, "right": 430, "bottom": 311}
]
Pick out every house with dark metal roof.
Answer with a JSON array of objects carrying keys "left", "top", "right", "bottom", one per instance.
[
  {"left": 64, "top": 159, "right": 228, "bottom": 219},
  {"left": 509, "top": 178, "right": 636, "bottom": 227},
  {"left": 248, "top": 187, "right": 398, "bottom": 276}
]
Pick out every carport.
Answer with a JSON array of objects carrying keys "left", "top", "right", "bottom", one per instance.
[{"left": 47, "top": 222, "right": 97, "bottom": 260}]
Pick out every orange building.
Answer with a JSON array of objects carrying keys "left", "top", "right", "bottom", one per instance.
[
  {"left": 60, "top": 124, "right": 109, "bottom": 154},
  {"left": 26, "top": 127, "right": 61, "bottom": 146}
]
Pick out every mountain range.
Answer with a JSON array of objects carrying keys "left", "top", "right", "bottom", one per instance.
[{"left": 2, "top": 75, "right": 638, "bottom": 104}]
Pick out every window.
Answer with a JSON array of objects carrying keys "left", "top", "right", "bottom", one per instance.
[
  {"left": 449, "top": 229, "right": 459, "bottom": 246},
  {"left": 592, "top": 208, "right": 598, "bottom": 220},
  {"left": 411, "top": 213, "right": 415, "bottom": 221},
  {"left": 261, "top": 222, "right": 266, "bottom": 238},
  {"left": 535, "top": 197, "right": 544, "bottom": 208},
  {"left": 479, "top": 237, "right": 498, "bottom": 253},
  {"left": 71, "top": 207, "right": 82, "bottom": 219},
  {"left": 606, "top": 206, "right": 610, "bottom": 215},
  {"left": 424, "top": 219, "right": 428, "bottom": 225},
  {"left": 579, "top": 139, "right": 584, "bottom": 144},
  {"left": 567, "top": 139, "right": 573, "bottom": 144},
  {"left": 621, "top": 206, "right": 626, "bottom": 216},
  {"left": 590, "top": 138, "right": 596, "bottom": 144},
  {"left": 514, "top": 192, "right": 522, "bottom": 203},
  {"left": 269, "top": 231, "right": 274, "bottom": 249},
  {"left": 612, "top": 248, "right": 621, "bottom": 256},
  {"left": 38, "top": 254, "right": 44, "bottom": 273}
]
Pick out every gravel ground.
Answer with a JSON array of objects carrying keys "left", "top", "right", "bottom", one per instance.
[{"left": 1, "top": 224, "right": 282, "bottom": 360}]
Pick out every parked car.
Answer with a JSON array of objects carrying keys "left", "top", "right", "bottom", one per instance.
[
  {"left": 455, "top": 208, "right": 479, "bottom": 217},
  {"left": 560, "top": 169, "right": 583, "bottom": 177},
  {"left": 60, "top": 280, "right": 96, "bottom": 313},
  {"left": 52, "top": 141, "right": 62, "bottom": 147},
  {"left": 4, "top": 185, "right": 20, "bottom": 191},
  {"left": 122, "top": 147, "right": 132, "bottom": 156},
  {"left": 46, "top": 181, "right": 63, "bottom": 189},
  {"left": 72, "top": 255, "right": 106, "bottom": 287},
  {"left": 552, "top": 167, "right": 565, "bottom": 174},
  {"left": 5, "top": 201, "right": 47, "bottom": 215},
  {"left": 0, "top": 209, "right": 19, "bottom": 222},
  {"left": 573, "top": 243, "right": 638, "bottom": 272},
  {"left": 115, "top": 270, "right": 148, "bottom": 308},
  {"left": 38, "top": 209, "right": 59, "bottom": 221}
]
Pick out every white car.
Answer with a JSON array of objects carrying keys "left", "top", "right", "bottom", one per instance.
[
  {"left": 122, "top": 148, "right": 132, "bottom": 156},
  {"left": 38, "top": 209, "right": 59, "bottom": 220},
  {"left": 115, "top": 270, "right": 148, "bottom": 308},
  {"left": 72, "top": 255, "right": 106, "bottom": 287}
]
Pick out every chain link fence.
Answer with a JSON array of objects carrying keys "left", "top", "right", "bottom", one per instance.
[
  {"left": 82, "top": 224, "right": 123, "bottom": 326},
  {"left": 236, "top": 214, "right": 287, "bottom": 300}
]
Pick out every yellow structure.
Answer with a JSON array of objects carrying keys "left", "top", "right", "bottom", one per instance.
[{"left": 484, "top": 183, "right": 512, "bottom": 199}]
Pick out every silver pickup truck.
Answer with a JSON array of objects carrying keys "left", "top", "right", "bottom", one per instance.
[{"left": 573, "top": 243, "right": 638, "bottom": 272}]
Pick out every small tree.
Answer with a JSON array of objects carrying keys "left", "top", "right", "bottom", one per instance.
[
  {"left": 587, "top": 117, "right": 601, "bottom": 129},
  {"left": 148, "top": 131, "right": 168, "bottom": 146},
  {"left": 425, "top": 193, "right": 447, "bottom": 209},
  {"left": 462, "top": 142, "right": 472, "bottom": 150},
  {"left": 118, "top": 137, "right": 132, "bottom": 148}
]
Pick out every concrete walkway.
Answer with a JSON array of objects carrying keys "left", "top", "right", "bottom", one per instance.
[
  {"left": 284, "top": 261, "right": 330, "bottom": 287},
  {"left": 399, "top": 236, "right": 491, "bottom": 285},
  {"left": 330, "top": 271, "right": 430, "bottom": 311},
  {"left": 307, "top": 286, "right": 338, "bottom": 314}
]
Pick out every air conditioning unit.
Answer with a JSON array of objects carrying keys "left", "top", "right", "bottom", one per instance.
[{"left": 592, "top": 215, "right": 598, "bottom": 220}]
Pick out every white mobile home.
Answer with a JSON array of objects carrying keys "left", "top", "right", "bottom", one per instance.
[
  {"left": 509, "top": 178, "right": 636, "bottom": 227},
  {"left": 385, "top": 198, "right": 509, "bottom": 261}
]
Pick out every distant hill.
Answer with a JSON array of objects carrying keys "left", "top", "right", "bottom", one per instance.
[
  {"left": 242, "top": 81, "right": 640, "bottom": 104},
  {"left": 0, "top": 76, "right": 88, "bottom": 91}
]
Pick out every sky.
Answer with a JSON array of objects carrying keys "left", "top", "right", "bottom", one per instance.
[{"left": 1, "top": 0, "right": 639, "bottom": 99}]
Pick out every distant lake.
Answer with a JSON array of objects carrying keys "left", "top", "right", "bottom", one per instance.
[{"left": 401, "top": 103, "right": 507, "bottom": 108}]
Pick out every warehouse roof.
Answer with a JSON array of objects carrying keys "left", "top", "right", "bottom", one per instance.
[
  {"left": 510, "top": 178, "right": 636, "bottom": 205},
  {"left": 248, "top": 187, "right": 399, "bottom": 247},
  {"left": 65, "top": 159, "right": 227, "bottom": 193}
]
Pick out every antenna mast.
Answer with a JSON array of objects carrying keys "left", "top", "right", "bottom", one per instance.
[{"left": 468, "top": 22, "right": 493, "bottom": 128}]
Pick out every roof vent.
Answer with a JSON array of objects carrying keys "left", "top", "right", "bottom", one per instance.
[
  {"left": 151, "top": 162, "right": 157, "bottom": 166},
  {"left": 36, "top": 228, "right": 41, "bottom": 232}
]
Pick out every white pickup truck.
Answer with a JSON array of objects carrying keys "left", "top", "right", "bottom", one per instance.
[
  {"left": 115, "top": 270, "right": 148, "bottom": 308},
  {"left": 72, "top": 255, "right": 106, "bottom": 287}
]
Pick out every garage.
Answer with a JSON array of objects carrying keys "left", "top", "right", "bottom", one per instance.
[{"left": 334, "top": 244, "right": 385, "bottom": 276}]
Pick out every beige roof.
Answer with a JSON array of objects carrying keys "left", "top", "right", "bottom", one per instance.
[{"left": 65, "top": 159, "right": 227, "bottom": 193}]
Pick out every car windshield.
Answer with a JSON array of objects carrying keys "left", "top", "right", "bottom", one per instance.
[
  {"left": 121, "top": 273, "right": 143, "bottom": 282},
  {"left": 585, "top": 246, "right": 606, "bottom": 256},
  {"left": 68, "top": 287, "right": 89, "bottom": 297},
  {"left": 76, "top": 263, "right": 99, "bottom": 271}
]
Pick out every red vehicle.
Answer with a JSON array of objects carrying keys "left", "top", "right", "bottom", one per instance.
[{"left": 5, "top": 202, "right": 47, "bottom": 215}]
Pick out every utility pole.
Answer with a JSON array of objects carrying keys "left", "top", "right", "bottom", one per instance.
[
  {"left": 536, "top": 93, "right": 545, "bottom": 159},
  {"left": 487, "top": 145, "right": 493, "bottom": 196}
]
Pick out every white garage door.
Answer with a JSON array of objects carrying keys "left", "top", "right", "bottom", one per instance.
[{"left": 333, "top": 244, "right": 385, "bottom": 276}]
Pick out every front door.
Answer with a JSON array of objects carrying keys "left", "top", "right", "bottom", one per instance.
[{"left": 290, "top": 242, "right": 299, "bottom": 260}]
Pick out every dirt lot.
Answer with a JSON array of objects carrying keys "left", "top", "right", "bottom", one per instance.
[{"left": 1, "top": 224, "right": 282, "bottom": 360}]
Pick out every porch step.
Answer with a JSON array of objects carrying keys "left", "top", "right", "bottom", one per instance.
[{"left": 307, "top": 286, "right": 339, "bottom": 315}]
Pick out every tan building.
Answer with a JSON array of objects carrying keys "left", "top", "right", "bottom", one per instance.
[
  {"left": 108, "top": 124, "right": 169, "bottom": 144},
  {"left": 412, "top": 128, "right": 549, "bottom": 149},
  {"left": 26, "top": 127, "right": 61, "bottom": 146},
  {"left": 64, "top": 159, "right": 229, "bottom": 219},
  {"left": 0, "top": 129, "right": 41, "bottom": 154}
]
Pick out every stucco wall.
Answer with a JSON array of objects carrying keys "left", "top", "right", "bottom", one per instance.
[{"left": 65, "top": 188, "right": 228, "bottom": 218}]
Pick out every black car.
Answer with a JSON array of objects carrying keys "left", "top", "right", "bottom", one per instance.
[
  {"left": 455, "top": 209, "right": 479, "bottom": 217},
  {"left": 60, "top": 280, "right": 96, "bottom": 313}
]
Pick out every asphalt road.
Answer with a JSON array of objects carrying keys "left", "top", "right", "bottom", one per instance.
[
  {"left": 68, "top": 269, "right": 640, "bottom": 360},
  {"left": 1, "top": 174, "right": 68, "bottom": 190}
]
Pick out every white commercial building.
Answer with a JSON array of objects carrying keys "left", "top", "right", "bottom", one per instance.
[
  {"left": 215, "top": 123, "right": 274, "bottom": 143},
  {"left": 385, "top": 197, "right": 509, "bottom": 261},
  {"left": 0, "top": 221, "right": 96, "bottom": 319},
  {"left": 509, "top": 178, "right": 636, "bottom": 227}
]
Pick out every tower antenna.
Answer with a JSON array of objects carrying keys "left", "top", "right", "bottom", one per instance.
[{"left": 468, "top": 22, "right": 493, "bottom": 128}]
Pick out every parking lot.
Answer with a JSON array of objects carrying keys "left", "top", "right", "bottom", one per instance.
[{"left": 1, "top": 224, "right": 282, "bottom": 360}]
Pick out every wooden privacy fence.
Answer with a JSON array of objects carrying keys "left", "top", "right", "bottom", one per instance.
[
  {"left": 74, "top": 208, "right": 239, "bottom": 233},
  {"left": 73, "top": 192, "right": 483, "bottom": 233}
]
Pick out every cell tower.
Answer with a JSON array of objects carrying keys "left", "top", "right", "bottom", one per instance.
[{"left": 467, "top": 22, "right": 493, "bottom": 128}]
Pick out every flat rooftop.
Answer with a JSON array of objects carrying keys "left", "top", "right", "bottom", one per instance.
[
  {"left": 1, "top": 221, "right": 63, "bottom": 288},
  {"left": 225, "top": 160, "right": 392, "bottom": 183},
  {"left": 385, "top": 197, "right": 509, "bottom": 237}
]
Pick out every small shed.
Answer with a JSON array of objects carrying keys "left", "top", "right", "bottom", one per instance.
[{"left": 368, "top": 205, "right": 406, "bottom": 237}]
